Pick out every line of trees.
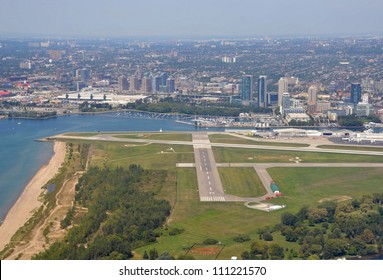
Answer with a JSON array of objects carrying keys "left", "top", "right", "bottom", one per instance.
[{"left": 242, "top": 194, "right": 383, "bottom": 260}]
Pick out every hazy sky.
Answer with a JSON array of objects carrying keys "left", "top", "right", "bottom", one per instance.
[{"left": 0, "top": 0, "right": 382, "bottom": 38}]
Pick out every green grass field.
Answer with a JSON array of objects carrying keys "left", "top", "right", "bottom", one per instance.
[
  {"left": 90, "top": 142, "right": 194, "bottom": 170},
  {"left": 268, "top": 167, "right": 383, "bottom": 213},
  {"left": 133, "top": 168, "right": 282, "bottom": 260},
  {"left": 209, "top": 133, "right": 309, "bottom": 147},
  {"left": 63, "top": 133, "right": 383, "bottom": 260},
  {"left": 218, "top": 168, "right": 266, "bottom": 197},
  {"left": 213, "top": 146, "right": 383, "bottom": 163}
]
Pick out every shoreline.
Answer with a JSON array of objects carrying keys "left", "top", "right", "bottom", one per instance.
[{"left": 0, "top": 141, "right": 66, "bottom": 252}]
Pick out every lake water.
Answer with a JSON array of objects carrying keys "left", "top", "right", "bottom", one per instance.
[{"left": 0, "top": 112, "right": 221, "bottom": 221}]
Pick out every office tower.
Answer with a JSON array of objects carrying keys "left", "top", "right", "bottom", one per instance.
[
  {"left": 278, "top": 78, "right": 289, "bottom": 107},
  {"left": 118, "top": 76, "right": 129, "bottom": 93},
  {"left": 240, "top": 75, "right": 253, "bottom": 101},
  {"left": 281, "top": 92, "right": 291, "bottom": 115},
  {"left": 141, "top": 76, "right": 152, "bottom": 93},
  {"left": 350, "top": 83, "right": 362, "bottom": 106},
  {"left": 258, "top": 75, "right": 267, "bottom": 107},
  {"left": 166, "top": 78, "right": 175, "bottom": 93},
  {"left": 308, "top": 85, "right": 318, "bottom": 105}
]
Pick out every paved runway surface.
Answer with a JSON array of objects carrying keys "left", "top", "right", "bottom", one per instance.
[{"left": 192, "top": 132, "right": 226, "bottom": 202}]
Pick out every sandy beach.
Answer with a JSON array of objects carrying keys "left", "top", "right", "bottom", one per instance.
[{"left": 0, "top": 141, "right": 66, "bottom": 252}]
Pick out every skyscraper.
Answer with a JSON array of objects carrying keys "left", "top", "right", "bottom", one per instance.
[
  {"left": 166, "top": 78, "right": 175, "bottom": 93},
  {"left": 152, "top": 75, "right": 162, "bottom": 93},
  {"left": 351, "top": 83, "right": 362, "bottom": 106},
  {"left": 118, "top": 76, "right": 129, "bottom": 93},
  {"left": 141, "top": 76, "right": 152, "bottom": 93},
  {"left": 240, "top": 75, "right": 253, "bottom": 101},
  {"left": 308, "top": 85, "right": 317, "bottom": 105},
  {"left": 258, "top": 75, "right": 267, "bottom": 107},
  {"left": 278, "top": 78, "right": 289, "bottom": 107},
  {"left": 81, "top": 68, "right": 90, "bottom": 81},
  {"left": 129, "top": 76, "right": 140, "bottom": 93},
  {"left": 281, "top": 92, "right": 291, "bottom": 115}
]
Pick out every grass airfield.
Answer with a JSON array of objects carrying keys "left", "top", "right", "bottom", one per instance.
[{"left": 56, "top": 131, "right": 383, "bottom": 259}]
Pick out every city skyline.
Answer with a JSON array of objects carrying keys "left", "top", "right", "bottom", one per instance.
[{"left": 1, "top": 0, "right": 383, "bottom": 38}]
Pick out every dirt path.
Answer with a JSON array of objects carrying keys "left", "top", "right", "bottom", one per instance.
[{"left": 5, "top": 173, "right": 80, "bottom": 260}]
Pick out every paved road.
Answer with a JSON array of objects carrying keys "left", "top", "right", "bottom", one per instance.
[{"left": 193, "top": 132, "right": 226, "bottom": 202}]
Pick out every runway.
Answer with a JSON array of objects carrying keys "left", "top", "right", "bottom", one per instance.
[{"left": 192, "top": 132, "right": 226, "bottom": 202}]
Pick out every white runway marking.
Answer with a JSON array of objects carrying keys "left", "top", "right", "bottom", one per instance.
[{"left": 200, "top": 196, "right": 226, "bottom": 202}]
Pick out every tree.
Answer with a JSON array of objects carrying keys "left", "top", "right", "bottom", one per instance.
[
  {"left": 268, "top": 244, "right": 284, "bottom": 260},
  {"left": 203, "top": 238, "right": 218, "bottom": 245},
  {"left": 149, "top": 248, "right": 159, "bottom": 260},
  {"left": 157, "top": 251, "right": 175, "bottom": 260},
  {"left": 308, "top": 208, "right": 328, "bottom": 223},
  {"left": 362, "top": 229, "right": 375, "bottom": 244},
  {"left": 143, "top": 250, "right": 149, "bottom": 260},
  {"left": 281, "top": 212, "right": 299, "bottom": 227},
  {"left": 233, "top": 234, "right": 250, "bottom": 243},
  {"left": 263, "top": 232, "right": 273, "bottom": 241},
  {"left": 322, "top": 239, "right": 348, "bottom": 259},
  {"left": 241, "top": 251, "right": 250, "bottom": 260},
  {"left": 297, "top": 206, "right": 309, "bottom": 221}
]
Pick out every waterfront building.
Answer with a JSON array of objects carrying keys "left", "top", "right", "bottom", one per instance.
[
  {"left": 240, "top": 75, "right": 253, "bottom": 101},
  {"left": 258, "top": 75, "right": 267, "bottom": 107}
]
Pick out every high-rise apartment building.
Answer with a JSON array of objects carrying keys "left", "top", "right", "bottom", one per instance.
[
  {"left": 240, "top": 75, "right": 253, "bottom": 101},
  {"left": 81, "top": 68, "right": 90, "bottom": 81},
  {"left": 308, "top": 85, "right": 318, "bottom": 105},
  {"left": 118, "top": 76, "right": 129, "bottom": 93},
  {"left": 351, "top": 83, "right": 362, "bottom": 106},
  {"left": 166, "top": 78, "right": 175, "bottom": 93},
  {"left": 258, "top": 75, "right": 267, "bottom": 107},
  {"left": 278, "top": 78, "right": 289, "bottom": 107},
  {"left": 129, "top": 76, "right": 140, "bottom": 93},
  {"left": 152, "top": 75, "right": 162, "bottom": 93},
  {"left": 281, "top": 92, "right": 291, "bottom": 115},
  {"left": 141, "top": 76, "right": 152, "bottom": 93}
]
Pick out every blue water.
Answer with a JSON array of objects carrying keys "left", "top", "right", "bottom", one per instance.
[{"left": 0, "top": 112, "right": 221, "bottom": 221}]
